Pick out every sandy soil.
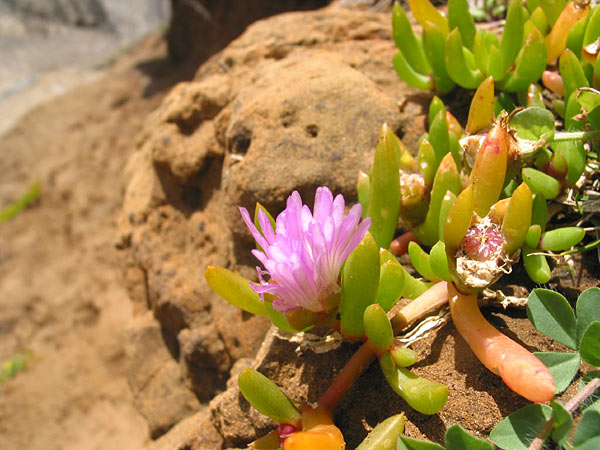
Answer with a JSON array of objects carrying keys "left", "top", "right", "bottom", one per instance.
[{"left": 0, "top": 34, "right": 179, "bottom": 450}]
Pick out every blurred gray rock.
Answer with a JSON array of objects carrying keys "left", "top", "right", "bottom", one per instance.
[{"left": 1, "top": 0, "right": 108, "bottom": 27}]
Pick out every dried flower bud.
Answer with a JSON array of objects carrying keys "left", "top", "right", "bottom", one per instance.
[{"left": 454, "top": 217, "right": 511, "bottom": 290}]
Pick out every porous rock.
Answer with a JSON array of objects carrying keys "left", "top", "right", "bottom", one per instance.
[
  {"left": 124, "top": 312, "right": 200, "bottom": 438},
  {"left": 120, "top": 5, "right": 427, "bottom": 446}
]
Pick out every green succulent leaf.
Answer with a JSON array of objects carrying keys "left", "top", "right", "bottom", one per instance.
[
  {"left": 423, "top": 23, "right": 456, "bottom": 93},
  {"left": 534, "top": 352, "right": 581, "bottom": 393},
  {"left": 531, "top": 194, "right": 547, "bottom": 231},
  {"left": 377, "top": 260, "right": 406, "bottom": 312},
  {"left": 498, "top": 27, "right": 547, "bottom": 92},
  {"left": 340, "top": 232, "right": 380, "bottom": 339},
  {"left": 552, "top": 140, "right": 586, "bottom": 187},
  {"left": 510, "top": 107, "right": 555, "bottom": 141},
  {"left": 238, "top": 369, "right": 301, "bottom": 426},
  {"left": 429, "top": 110, "right": 450, "bottom": 165},
  {"left": 527, "top": 288, "right": 578, "bottom": 350},
  {"left": 393, "top": 51, "right": 435, "bottom": 90},
  {"left": 537, "top": 0, "right": 568, "bottom": 27},
  {"left": 205, "top": 266, "right": 267, "bottom": 316},
  {"left": 392, "top": 3, "right": 431, "bottom": 76},
  {"left": 445, "top": 424, "right": 493, "bottom": 450},
  {"left": 560, "top": 49, "right": 589, "bottom": 106},
  {"left": 356, "top": 413, "right": 405, "bottom": 450},
  {"left": 576, "top": 288, "right": 600, "bottom": 347},
  {"left": 390, "top": 344, "right": 419, "bottom": 367},
  {"left": 490, "top": 403, "right": 553, "bottom": 450},
  {"left": 579, "top": 322, "right": 600, "bottom": 367},
  {"left": 380, "top": 353, "right": 448, "bottom": 415},
  {"left": 364, "top": 304, "right": 394, "bottom": 354},
  {"left": 429, "top": 241, "right": 452, "bottom": 282},
  {"left": 448, "top": 0, "right": 476, "bottom": 50},
  {"left": 445, "top": 28, "right": 485, "bottom": 89},
  {"left": 521, "top": 167, "right": 561, "bottom": 200},
  {"left": 523, "top": 246, "right": 552, "bottom": 284},
  {"left": 525, "top": 224, "right": 542, "bottom": 248},
  {"left": 583, "top": 5, "right": 600, "bottom": 48},
  {"left": 539, "top": 227, "right": 586, "bottom": 252},
  {"left": 358, "top": 171, "right": 370, "bottom": 218},
  {"left": 408, "top": 241, "right": 440, "bottom": 282},
  {"left": 367, "top": 124, "right": 402, "bottom": 249},
  {"left": 566, "top": 12, "right": 588, "bottom": 57},
  {"left": 500, "top": 0, "right": 525, "bottom": 73}
]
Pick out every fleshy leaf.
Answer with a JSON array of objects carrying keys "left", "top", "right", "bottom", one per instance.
[
  {"left": 376, "top": 259, "right": 405, "bottom": 312},
  {"left": 408, "top": 0, "right": 449, "bottom": 35},
  {"left": 363, "top": 304, "right": 394, "bottom": 354},
  {"left": 466, "top": 76, "right": 495, "bottom": 135},
  {"left": 444, "top": 185, "right": 474, "bottom": 258},
  {"left": 429, "top": 241, "right": 452, "bottom": 282},
  {"left": 448, "top": 0, "right": 476, "bottom": 49},
  {"left": 358, "top": 171, "right": 370, "bottom": 218},
  {"left": 392, "top": 3, "right": 431, "bottom": 76},
  {"left": 527, "top": 289, "right": 578, "bottom": 350},
  {"left": 521, "top": 167, "right": 561, "bottom": 200},
  {"left": 500, "top": 0, "right": 525, "bottom": 72},
  {"left": 539, "top": 227, "right": 586, "bottom": 252},
  {"left": 340, "top": 232, "right": 380, "bottom": 339},
  {"left": 205, "top": 266, "right": 267, "bottom": 316},
  {"left": 393, "top": 51, "right": 435, "bottom": 90},
  {"left": 355, "top": 414, "right": 405, "bottom": 450},
  {"left": 422, "top": 23, "right": 456, "bottom": 93},
  {"left": 523, "top": 246, "right": 552, "bottom": 284},
  {"left": 445, "top": 28, "right": 485, "bottom": 89},
  {"left": 379, "top": 353, "right": 448, "bottom": 415},
  {"left": 408, "top": 242, "right": 440, "bottom": 282},
  {"left": 238, "top": 369, "right": 301, "bottom": 426},
  {"left": 367, "top": 124, "right": 402, "bottom": 249},
  {"left": 502, "top": 182, "right": 532, "bottom": 255},
  {"left": 534, "top": 351, "right": 581, "bottom": 393},
  {"left": 546, "top": 1, "right": 590, "bottom": 62}
]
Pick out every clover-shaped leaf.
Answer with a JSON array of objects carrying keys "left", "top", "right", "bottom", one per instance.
[{"left": 527, "top": 289, "right": 577, "bottom": 350}]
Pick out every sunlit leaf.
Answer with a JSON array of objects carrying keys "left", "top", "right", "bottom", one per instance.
[
  {"left": 490, "top": 404, "right": 553, "bottom": 450},
  {"left": 527, "top": 289, "right": 577, "bottom": 349},
  {"left": 534, "top": 352, "right": 581, "bottom": 393}
]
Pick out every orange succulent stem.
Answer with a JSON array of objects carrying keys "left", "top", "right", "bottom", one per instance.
[
  {"left": 318, "top": 282, "right": 449, "bottom": 411},
  {"left": 448, "top": 283, "right": 555, "bottom": 403}
]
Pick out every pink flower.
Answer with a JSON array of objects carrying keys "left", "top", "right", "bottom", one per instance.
[{"left": 240, "top": 187, "right": 371, "bottom": 313}]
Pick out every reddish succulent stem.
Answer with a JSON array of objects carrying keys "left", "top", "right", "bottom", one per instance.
[
  {"left": 390, "top": 231, "right": 418, "bottom": 256},
  {"left": 318, "top": 340, "right": 376, "bottom": 411},
  {"left": 448, "top": 284, "right": 555, "bottom": 403},
  {"left": 318, "top": 282, "right": 449, "bottom": 411}
]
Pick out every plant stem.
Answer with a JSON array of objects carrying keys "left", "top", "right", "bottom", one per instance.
[
  {"left": 318, "top": 282, "right": 449, "bottom": 411},
  {"left": 528, "top": 376, "right": 600, "bottom": 450},
  {"left": 551, "top": 129, "right": 600, "bottom": 143},
  {"left": 390, "top": 231, "right": 418, "bottom": 256}
]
